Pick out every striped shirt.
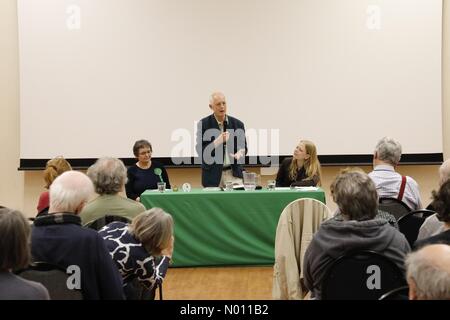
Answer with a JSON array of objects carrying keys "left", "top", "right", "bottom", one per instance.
[{"left": 368, "top": 164, "right": 422, "bottom": 210}]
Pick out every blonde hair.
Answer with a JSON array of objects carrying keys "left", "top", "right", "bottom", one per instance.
[
  {"left": 289, "top": 140, "right": 322, "bottom": 186},
  {"left": 43, "top": 156, "right": 72, "bottom": 189},
  {"left": 128, "top": 208, "right": 173, "bottom": 256}
]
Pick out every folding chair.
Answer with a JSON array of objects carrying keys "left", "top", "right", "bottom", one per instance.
[
  {"left": 398, "top": 210, "right": 433, "bottom": 247},
  {"left": 84, "top": 214, "right": 132, "bottom": 230},
  {"left": 378, "top": 285, "right": 409, "bottom": 300},
  {"left": 17, "top": 262, "right": 83, "bottom": 300},
  {"left": 321, "top": 250, "right": 406, "bottom": 300},
  {"left": 378, "top": 197, "right": 412, "bottom": 220}
]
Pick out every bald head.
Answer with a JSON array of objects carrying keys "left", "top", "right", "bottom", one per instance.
[
  {"left": 406, "top": 244, "right": 450, "bottom": 300},
  {"left": 209, "top": 92, "right": 225, "bottom": 104},
  {"left": 209, "top": 92, "right": 227, "bottom": 122},
  {"left": 416, "top": 244, "right": 450, "bottom": 272},
  {"left": 49, "top": 171, "right": 94, "bottom": 214},
  {"left": 439, "top": 159, "right": 450, "bottom": 186}
]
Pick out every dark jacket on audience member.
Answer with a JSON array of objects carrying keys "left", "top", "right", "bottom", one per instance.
[
  {"left": 31, "top": 213, "right": 124, "bottom": 300},
  {"left": 303, "top": 218, "right": 411, "bottom": 299}
]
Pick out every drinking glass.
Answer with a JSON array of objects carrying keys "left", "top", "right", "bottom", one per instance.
[
  {"left": 157, "top": 182, "right": 166, "bottom": 193},
  {"left": 243, "top": 172, "right": 256, "bottom": 191}
]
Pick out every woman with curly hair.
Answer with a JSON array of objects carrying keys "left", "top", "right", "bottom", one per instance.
[{"left": 36, "top": 156, "right": 72, "bottom": 216}]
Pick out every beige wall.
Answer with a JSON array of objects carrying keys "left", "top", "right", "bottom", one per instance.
[
  {"left": 1, "top": 0, "right": 449, "bottom": 217},
  {"left": 0, "top": 0, "right": 24, "bottom": 211}
]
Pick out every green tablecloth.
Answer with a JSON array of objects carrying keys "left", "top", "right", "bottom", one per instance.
[{"left": 140, "top": 188, "right": 326, "bottom": 267}]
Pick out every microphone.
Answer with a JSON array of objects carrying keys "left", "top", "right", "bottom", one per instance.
[
  {"left": 153, "top": 168, "right": 164, "bottom": 182},
  {"left": 223, "top": 120, "right": 228, "bottom": 146}
]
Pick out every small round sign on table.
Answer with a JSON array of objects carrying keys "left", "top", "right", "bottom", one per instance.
[{"left": 182, "top": 182, "right": 191, "bottom": 192}]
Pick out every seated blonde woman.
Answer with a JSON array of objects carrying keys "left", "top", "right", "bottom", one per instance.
[
  {"left": 99, "top": 208, "right": 174, "bottom": 299},
  {"left": 36, "top": 156, "right": 72, "bottom": 216},
  {"left": 276, "top": 140, "right": 322, "bottom": 187}
]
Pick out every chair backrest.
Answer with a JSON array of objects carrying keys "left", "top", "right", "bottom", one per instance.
[
  {"left": 378, "top": 285, "right": 409, "bottom": 300},
  {"left": 37, "top": 207, "right": 49, "bottom": 217},
  {"left": 272, "top": 197, "right": 331, "bottom": 300},
  {"left": 17, "top": 262, "right": 83, "bottom": 300},
  {"left": 378, "top": 197, "right": 411, "bottom": 220},
  {"left": 397, "top": 210, "right": 430, "bottom": 247},
  {"left": 85, "top": 214, "right": 132, "bottom": 230},
  {"left": 321, "top": 250, "right": 406, "bottom": 300},
  {"left": 417, "top": 209, "right": 436, "bottom": 219}
]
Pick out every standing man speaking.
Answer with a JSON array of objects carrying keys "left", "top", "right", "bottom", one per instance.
[{"left": 196, "top": 92, "right": 247, "bottom": 187}]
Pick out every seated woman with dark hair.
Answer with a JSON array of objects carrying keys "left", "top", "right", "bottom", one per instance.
[
  {"left": 414, "top": 180, "right": 450, "bottom": 249},
  {"left": 125, "top": 140, "right": 171, "bottom": 201},
  {"left": 99, "top": 208, "right": 174, "bottom": 299},
  {"left": 0, "top": 207, "right": 49, "bottom": 300},
  {"left": 276, "top": 140, "right": 322, "bottom": 187},
  {"left": 36, "top": 156, "right": 72, "bottom": 216}
]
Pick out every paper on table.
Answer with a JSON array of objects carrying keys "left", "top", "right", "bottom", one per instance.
[
  {"left": 203, "top": 187, "right": 222, "bottom": 191},
  {"left": 294, "top": 186, "right": 319, "bottom": 191},
  {"left": 274, "top": 187, "right": 319, "bottom": 191}
]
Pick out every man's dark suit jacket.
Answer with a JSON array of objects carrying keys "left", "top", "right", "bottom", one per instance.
[{"left": 196, "top": 114, "right": 247, "bottom": 187}]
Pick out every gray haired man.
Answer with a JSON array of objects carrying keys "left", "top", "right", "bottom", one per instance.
[
  {"left": 80, "top": 157, "right": 146, "bottom": 225},
  {"left": 406, "top": 244, "right": 450, "bottom": 300},
  {"left": 368, "top": 137, "right": 422, "bottom": 210}
]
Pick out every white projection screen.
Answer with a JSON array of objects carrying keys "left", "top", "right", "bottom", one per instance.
[{"left": 18, "top": 0, "right": 443, "bottom": 167}]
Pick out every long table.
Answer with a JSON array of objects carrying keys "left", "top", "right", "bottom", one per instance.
[{"left": 140, "top": 188, "right": 326, "bottom": 267}]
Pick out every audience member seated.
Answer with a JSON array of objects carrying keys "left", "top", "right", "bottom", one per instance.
[
  {"left": 334, "top": 209, "right": 399, "bottom": 229},
  {"left": 332, "top": 168, "right": 399, "bottom": 229},
  {"left": 0, "top": 206, "right": 49, "bottom": 300},
  {"left": 406, "top": 244, "right": 450, "bottom": 300},
  {"left": 417, "top": 158, "right": 450, "bottom": 240},
  {"left": 99, "top": 208, "right": 174, "bottom": 299},
  {"left": 368, "top": 137, "right": 422, "bottom": 210},
  {"left": 80, "top": 157, "right": 146, "bottom": 226},
  {"left": 36, "top": 156, "right": 72, "bottom": 216},
  {"left": 31, "top": 171, "right": 124, "bottom": 300},
  {"left": 414, "top": 180, "right": 450, "bottom": 249},
  {"left": 303, "top": 169, "right": 410, "bottom": 299},
  {"left": 276, "top": 140, "right": 322, "bottom": 187},
  {"left": 125, "top": 139, "right": 171, "bottom": 201}
]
